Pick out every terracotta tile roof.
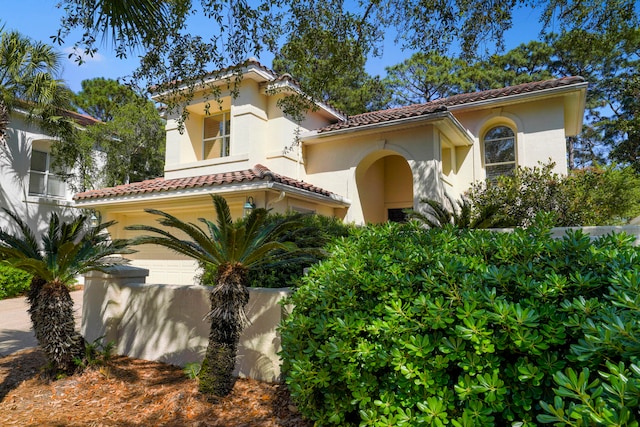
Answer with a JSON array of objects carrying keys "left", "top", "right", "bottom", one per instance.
[
  {"left": 317, "top": 76, "right": 586, "bottom": 133},
  {"left": 73, "top": 164, "right": 337, "bottom": 201},
  {"left": 62, "top": 110, "right": 100, "bottom": 127}
]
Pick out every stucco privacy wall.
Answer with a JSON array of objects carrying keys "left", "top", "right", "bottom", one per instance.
[{"left": 82, "top": 266, "right": 290, "bottom": 383}]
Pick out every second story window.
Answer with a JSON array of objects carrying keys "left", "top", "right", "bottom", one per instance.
[
  {"left": 483, "top": 126, "right": 516, "bottom": 180},
  {"left": 29, "top": 150, "right": 66, "bottom": 198},
  {"left": 203, "top": 112, "right": 230, "bottom": 159}
]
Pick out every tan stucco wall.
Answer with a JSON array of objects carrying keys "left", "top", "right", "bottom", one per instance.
[
  {"left": 304, "top": 124, "right": 448, "bottom": 223},
  {"left": 82, "top": 266, "right": 290, "bottom": 382},
  {"left": 163, "top": 81, "right": 333, "bottom": 181},
  {"left": 453, "top": 97, "right": 568, "bottom": 186},
  {"left": 303, "top": 95, "right": 573, "bottom": 223}
]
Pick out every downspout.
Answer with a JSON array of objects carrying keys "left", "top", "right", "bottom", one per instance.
[{"left": 267, "top": 191, "right": 286, "bottom": 209}]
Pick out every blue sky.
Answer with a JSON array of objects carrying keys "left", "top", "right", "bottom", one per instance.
[{"left": 2, "top": 1, "right": 546, "bottom": 93}]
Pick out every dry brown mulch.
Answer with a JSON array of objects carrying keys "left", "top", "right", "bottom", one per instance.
[{"left": 0, "top": 348, "right": 311, "bottom": 427}]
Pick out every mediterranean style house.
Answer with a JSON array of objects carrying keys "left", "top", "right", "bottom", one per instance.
[
  {"left": 74, "top": 60, "right": 588, "bottom": 284},
  {"left": 0, "top": 108, "right": 99, "bottom": 237}
]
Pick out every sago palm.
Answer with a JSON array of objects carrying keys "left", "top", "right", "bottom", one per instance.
[
  {"left": 409, "top": 193, "right": 499, "bottom": 229},
  {"left": 126, "top": 195, "right": 304, "bottom": 397},
  {"left": 0, "top": 208, "right": 133, "bottom": 374}
]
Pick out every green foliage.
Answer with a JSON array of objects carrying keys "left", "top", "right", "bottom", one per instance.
[
  {"left": 539, "top": 256, "right": 640, "bottom": 425},
  {"left": 382, "top": 51, "right": 478, "bottom": 106},
  {"left": 539, "top": 363, "right": 640, "bottom": 426},
  {"left": 408, "top": 193, "right": 498, "bottom": 229},
  {"left": 53, "top": 1, "right": 637, "bottom": 130},
  {"left": 0, "top": 209, "right": 133, "bottom": 285},
  {"left": 280, "top": 219, "right": 640, "bottom": 426},
  {"left": 273, "top": 13, "right": 389, "bottom": 115},
  {"left": 53, "top": 78, "right": 165, "bottom": 189},
  {"left": 74, "top": 336, "right": 116, "bottom": 370},
  {"left": 0, "top": 208, "right": 132, "bottom": 375},
  {"left": 72, "top": 77, "right": 140, "bottom": 121},
  {"left": 467, "top": 162, "right": 640, "bottom": 227},
  {"left": 0, "top": 28, "right": 73, "bottom": 142},
  {"left": 0, "top": 264, "right": 31, "bottom": 299},
  {"left": 184, "top": 362, "right": 202, "bottom": 380},
  {"left": 198, "top": 212, "right": 354, "bottom": 288}
]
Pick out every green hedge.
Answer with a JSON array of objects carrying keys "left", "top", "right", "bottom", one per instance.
[
  {"left": 280, "top": 218, "right": 640, "bottom": 426},
  {"left": 0, "top": 264, "right": 31, "bottom": 299}
]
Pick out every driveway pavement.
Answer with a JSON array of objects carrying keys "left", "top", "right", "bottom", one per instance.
[{"left": 0, "top": 290, "right": 83, "bottom": 357}]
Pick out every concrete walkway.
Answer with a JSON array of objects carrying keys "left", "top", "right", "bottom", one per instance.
[{"left": 0, "top": 290, "right": 83, "bottom": 357}]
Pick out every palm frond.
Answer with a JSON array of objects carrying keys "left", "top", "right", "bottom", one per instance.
[
  {"left": 0, "top": 208, "right": 132, "bottom": 285},
  {"left": 0, "top": 208, "right": 41, "bottom": 260},
  {"left": 127, "top": 196, "right": 305, "bottom": 275}
]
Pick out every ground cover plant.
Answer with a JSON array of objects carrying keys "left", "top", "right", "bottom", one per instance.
[{"left": 280, "top": 216, "right": 640, "bottom": 426}]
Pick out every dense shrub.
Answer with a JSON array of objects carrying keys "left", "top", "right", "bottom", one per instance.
[
  {"left": 199, "top": 213, "right": 354, "bottom": 288},
  {"left": 280, "top": 218, "right": 640, "bottom": 426},
  {"left": 0, "top": 264, "right": 31, "bottom": 299},
  {"left": 539, "top": 259, "right": 640, "bottom": 425},
  {"left": 467, "top": 162, "right": 640, "bottom": 227}
]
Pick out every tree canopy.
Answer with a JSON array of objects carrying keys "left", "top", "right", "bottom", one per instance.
[
  {"left": 0, "top": 29, "right": 72, "bottom": 143},
  {"left": 52, "top": 1, "right": 638, "bottom": 118},
  {"left": 48, "top": 0, "right": 639, "bottom": 170},
  {"left": 53, "top": 78, "right": 165, "bottom": 190}
]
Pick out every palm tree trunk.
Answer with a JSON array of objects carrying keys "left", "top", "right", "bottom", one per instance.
[
  {"left": 26, "top": 276, "right": 47, "bottom": 347},
  {"left": 29, "top": 280, "right": 85, "bottom": 375},
  {"left": 0, "top": 101, "right": 8, "bottom": 145},
  {"left": 199, "top": 262, "right": 249, "bottom": 398}
]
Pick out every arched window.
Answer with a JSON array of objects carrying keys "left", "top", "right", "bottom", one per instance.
[{"left": 483, "top": 126, "right": 515, "bottom": 180}]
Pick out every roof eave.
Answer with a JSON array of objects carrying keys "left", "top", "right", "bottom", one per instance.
[
  {"left": 151, "top": 62, "right": 278, "bottom": 102},
  {"left": 445, "top": 81, "right": 590, "bottom": 113},
  {"left": 302, "top": 110, "right": 474, "bottom": 146},
  {"left": 261, "top": 80, "right": 347, "bottom": 122},
  {"left": 74, "top": 180, "right": 350, "bottom": 209}
]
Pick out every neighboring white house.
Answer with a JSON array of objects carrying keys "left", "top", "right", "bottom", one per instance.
[
  {"left": 0, "top": 108, "right": 99, "bottom": 236},
  {"left": 74, "top": 60, "right": 588, "bottom": 284}
]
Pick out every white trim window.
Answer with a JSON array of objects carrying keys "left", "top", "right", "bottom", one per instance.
[
  {"left": 483, "top": 126, "right": 516, "bottom": 180},
  {"left": 203, "top": 112, "right": 230, "bottom": 159},
  {"left": 28, "top": 150, "right": 66, "bottom": 198}
]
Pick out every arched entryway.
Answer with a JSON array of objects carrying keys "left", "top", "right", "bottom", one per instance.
[{"left": 355, "top": 151, "right": 413, "bottom": 224}]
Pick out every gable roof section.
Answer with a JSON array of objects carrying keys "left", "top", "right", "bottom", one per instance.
[
  {"left": 316, "top": 76, "right": 586, "bottom": 134},
  {"left": 74, "top": 164, "right": 347, "bottom": 206},
  {"left": 152, "top": 58, "right": 347, "bottom": 122}
]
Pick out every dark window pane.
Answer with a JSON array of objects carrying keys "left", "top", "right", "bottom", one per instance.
[
  {"left": 30, "top": 150, "right": 47, "bottom": 172},
  {"left": 388, "top": 208, "right": 409, "bottom": 223},
  {"left": 486, "top": 163, "right": 515, "bottom": 181},
  {"left": 485, "top": 137, "right": 515, "bottom": 163},
  {"left": 485, "top": 126, "right": 514, "bottom": 140}
]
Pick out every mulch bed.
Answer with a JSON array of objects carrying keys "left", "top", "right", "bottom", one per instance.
[{"left": 0, "top": 348, "right": 311, "bottom": 426}]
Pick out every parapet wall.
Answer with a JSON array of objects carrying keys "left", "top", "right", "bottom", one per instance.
[
  {"left": 550, "top": 225, "right": 640, "bottom": 244},
  {"left": 81, "top": 266, "right": 290, "bottom": 383}
]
